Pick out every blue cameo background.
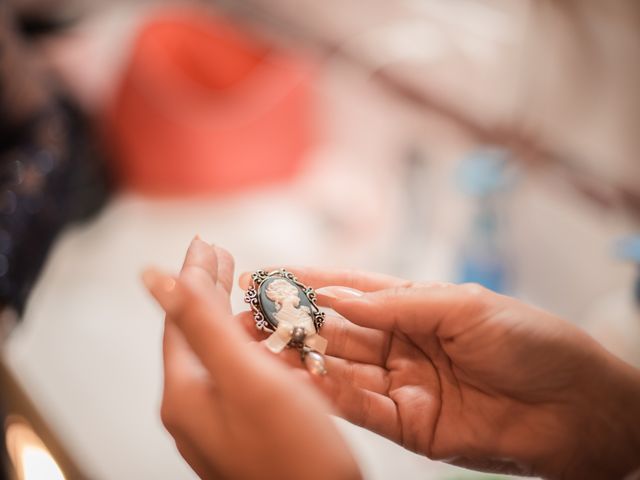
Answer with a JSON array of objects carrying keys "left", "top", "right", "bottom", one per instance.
[{"left": 258, "top": 276, "right": 315, "bottom": 330}]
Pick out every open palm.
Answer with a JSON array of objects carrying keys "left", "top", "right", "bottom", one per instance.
[
  {"left": 241, "top": 267, "right": 640, "bottom": 480},
  {"left": 149, "top": 245, "right": 640, "bottom": 480}
]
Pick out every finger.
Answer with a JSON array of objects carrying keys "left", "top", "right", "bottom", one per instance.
[
  {"left": 162, "top": 237, "right": 217, "bottom": 390},
  {"left": 161, "top": 381, "right": 225, "bottom": 476},
  {"left": 182, "top": 239, "right": 235, "bottom": 316},
  {"left": 163, "top": 320, "right": 207, "bottom": 389},
  {"left": 181, "top": 236, "right": 218, "bottom": 290},
  {"left": 144, "top": 268, "right": 272, "bottom": 388},
  {"left": 146, "top": 271, "right": 201, "bottom": 388},
  {"left": 213, "top": 245, "right": 235, "bottom": 295},
  {"left": 322, "top": 315, "right": 388, "bottom": 366},
  {"left": 322, "top": 283, "right": 490, "bottom": 337},
  {"left": 256, "top": 343, "right": 389, "bottom": 395},
  {"left": 316, "top": 374, "right": 401, "bottom": 443},
  {"left": 324, "top": 356, "right": 389, "bottom": 394},
  {"left": 236, "top": 311, "right": 269, "bottom": 341},
  {"left": 237, "top": 310, "right": 389, "bottom": 366},
  {"left": 238, "top": 266, "right": 410, "bottom": 292}
]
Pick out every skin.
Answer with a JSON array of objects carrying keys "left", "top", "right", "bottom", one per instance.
[
  {"left": 143, "top": 238, "right": 361, "bottom": 480},
  {"left": 144, "top": 240, "right": 640, "bottom": 480}
]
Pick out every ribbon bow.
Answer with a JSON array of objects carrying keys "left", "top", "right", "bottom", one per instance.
[{"left": 264, "top": 309, "right": 327, "bottom": 355}]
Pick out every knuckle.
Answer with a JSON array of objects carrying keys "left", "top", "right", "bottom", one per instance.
[
  {"left": 383, "top": 286, "right": 408, "bottom": 298},
  {"left": 183, "top": 264, "right": 214, "bottom": 282},
  {"left": 344, "top": 268, "right": 358, "bottom": 287},
  {"left": 401, "top": 279, "right": 419, "bottom": 289},
  {"left": 384, "top": 284, "right": 419, "bottom": 301},
  {"left": 459, "top": 282, "right": 488, "bottom": 297},
  {"left": 160, "top": 397, "right": 182, "bottom": 433},
  {"left": 334, "top": 318, "right": 349, "bottom": 352},
  {"left": 457, "top": 283, "right": 494, "bottom": 314}
]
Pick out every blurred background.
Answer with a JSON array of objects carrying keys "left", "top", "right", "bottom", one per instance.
[{"left": 0, "top": 0, "right": 639, "bottom": 478}]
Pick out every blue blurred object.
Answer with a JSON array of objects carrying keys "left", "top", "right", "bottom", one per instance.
[
  {"left": 455, "top": 147, "right": 514, "bottom": 196},
  {"left": 455, "top": 147, "right": 516, "bottom": 293},
  {"left": 615, "top": 235, "right": 640, "bottom": 261},
  {"left": 615, "top": 235, "right": 640, "bottom": 305}
]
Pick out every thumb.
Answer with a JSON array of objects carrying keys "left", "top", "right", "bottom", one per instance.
[{"left": 317, "top": 282, "right": 490, "bottom": 337}]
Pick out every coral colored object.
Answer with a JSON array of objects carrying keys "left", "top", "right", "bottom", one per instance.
[{"left": 104, "top": 8, "right": 314, "bottom": 196}]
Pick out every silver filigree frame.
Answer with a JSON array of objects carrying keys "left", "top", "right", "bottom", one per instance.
[{"left": 244, "top": 269, "right": 325, "bottom": 333}]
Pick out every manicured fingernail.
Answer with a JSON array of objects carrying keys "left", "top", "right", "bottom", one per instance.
[{"left": 316, "top": 286, "right": 363, "bottom": 299}]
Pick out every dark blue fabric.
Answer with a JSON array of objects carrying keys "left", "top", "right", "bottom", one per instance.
[{"left": 0, "top": 4, "right": 110, "bottom": 314}]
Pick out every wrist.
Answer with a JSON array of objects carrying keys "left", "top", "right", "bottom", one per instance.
[{"left": 561, "top": 354, "right": 640, "bottom": 480}]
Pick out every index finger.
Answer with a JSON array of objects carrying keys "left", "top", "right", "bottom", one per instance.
[
  {"left": 163, "top": 237, "right": 218, "bottom": 390},
  {"left": 145, "top": 269, "right": 275, "bottom": 389},
  {"left": 239, "top": 266, "right": 411, "bottom": 292},
  {"left": 181, "top": 237, "right": 219, "bottom": 289},
  {"left": 325, "top": 283, "right": 490, "bottom": 336}
]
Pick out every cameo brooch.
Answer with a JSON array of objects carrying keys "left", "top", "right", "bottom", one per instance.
[{"left": 244, "top": 269, "right": 328, "bottom": 375}]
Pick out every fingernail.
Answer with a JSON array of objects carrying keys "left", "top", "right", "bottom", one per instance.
[
  {"left": 187, "top": 237, "right": 198, "bottom": 254},
  {"left": 142, "top": 268, "right": 181, "bottom": 312},
  {"left": 193, "top": 235, "right": 210, "bottom": 247},
  {"left": 316, "top": 286, "right": 363, "bottom": 299},
  {"left": 187, "top": 236, "right": 211, "bottom": 258}
]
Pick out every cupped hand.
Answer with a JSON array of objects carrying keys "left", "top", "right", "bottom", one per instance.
[
  {"left": 240, "top": 267, "right": 640, "bottom": 480},
  {"left": 143, "top": 239, "right": 361, "bottom": 480}
]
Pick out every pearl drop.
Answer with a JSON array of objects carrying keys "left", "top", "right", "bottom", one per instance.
[{"left": 304, "top": 351, "right": 327, "bottom": 376}]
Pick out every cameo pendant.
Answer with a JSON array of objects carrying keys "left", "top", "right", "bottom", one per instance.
[{"left": 244, "top": 269, "right": 327, "bottom": 375}]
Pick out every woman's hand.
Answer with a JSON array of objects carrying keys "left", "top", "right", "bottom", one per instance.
[
  {"left": 142, "top": 239, "right": 361, "bottom": 480},
  {"left": 240, "top": 268, "right": 640, "bottom": 480}
]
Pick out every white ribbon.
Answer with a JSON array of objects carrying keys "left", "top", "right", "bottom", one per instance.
[{"left": 265, "top": 320, "right": 327, "bottom": 354}]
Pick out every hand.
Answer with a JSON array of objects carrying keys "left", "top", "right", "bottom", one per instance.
[
  {"left": 143, "top": 239, "right": 361, "bottom": 480},
  {"left": 240, "top": 267, "right": 640, "bottom": 480}
]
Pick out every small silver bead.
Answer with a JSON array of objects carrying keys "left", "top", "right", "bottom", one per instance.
[{"left": 291, "top": 326, "right": 306, "bottom": 344}]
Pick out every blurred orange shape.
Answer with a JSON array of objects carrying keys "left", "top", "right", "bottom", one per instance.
[{"left": 104, "top": 8, "right": 314, "bottom": 196}]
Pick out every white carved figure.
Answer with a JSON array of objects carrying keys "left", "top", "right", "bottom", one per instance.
[
  {"left": 264, "top": 279, "right": 327, "bottom": 354},
  {"left": 267, "top": 279, "right": 316, "bottom": 332}
]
